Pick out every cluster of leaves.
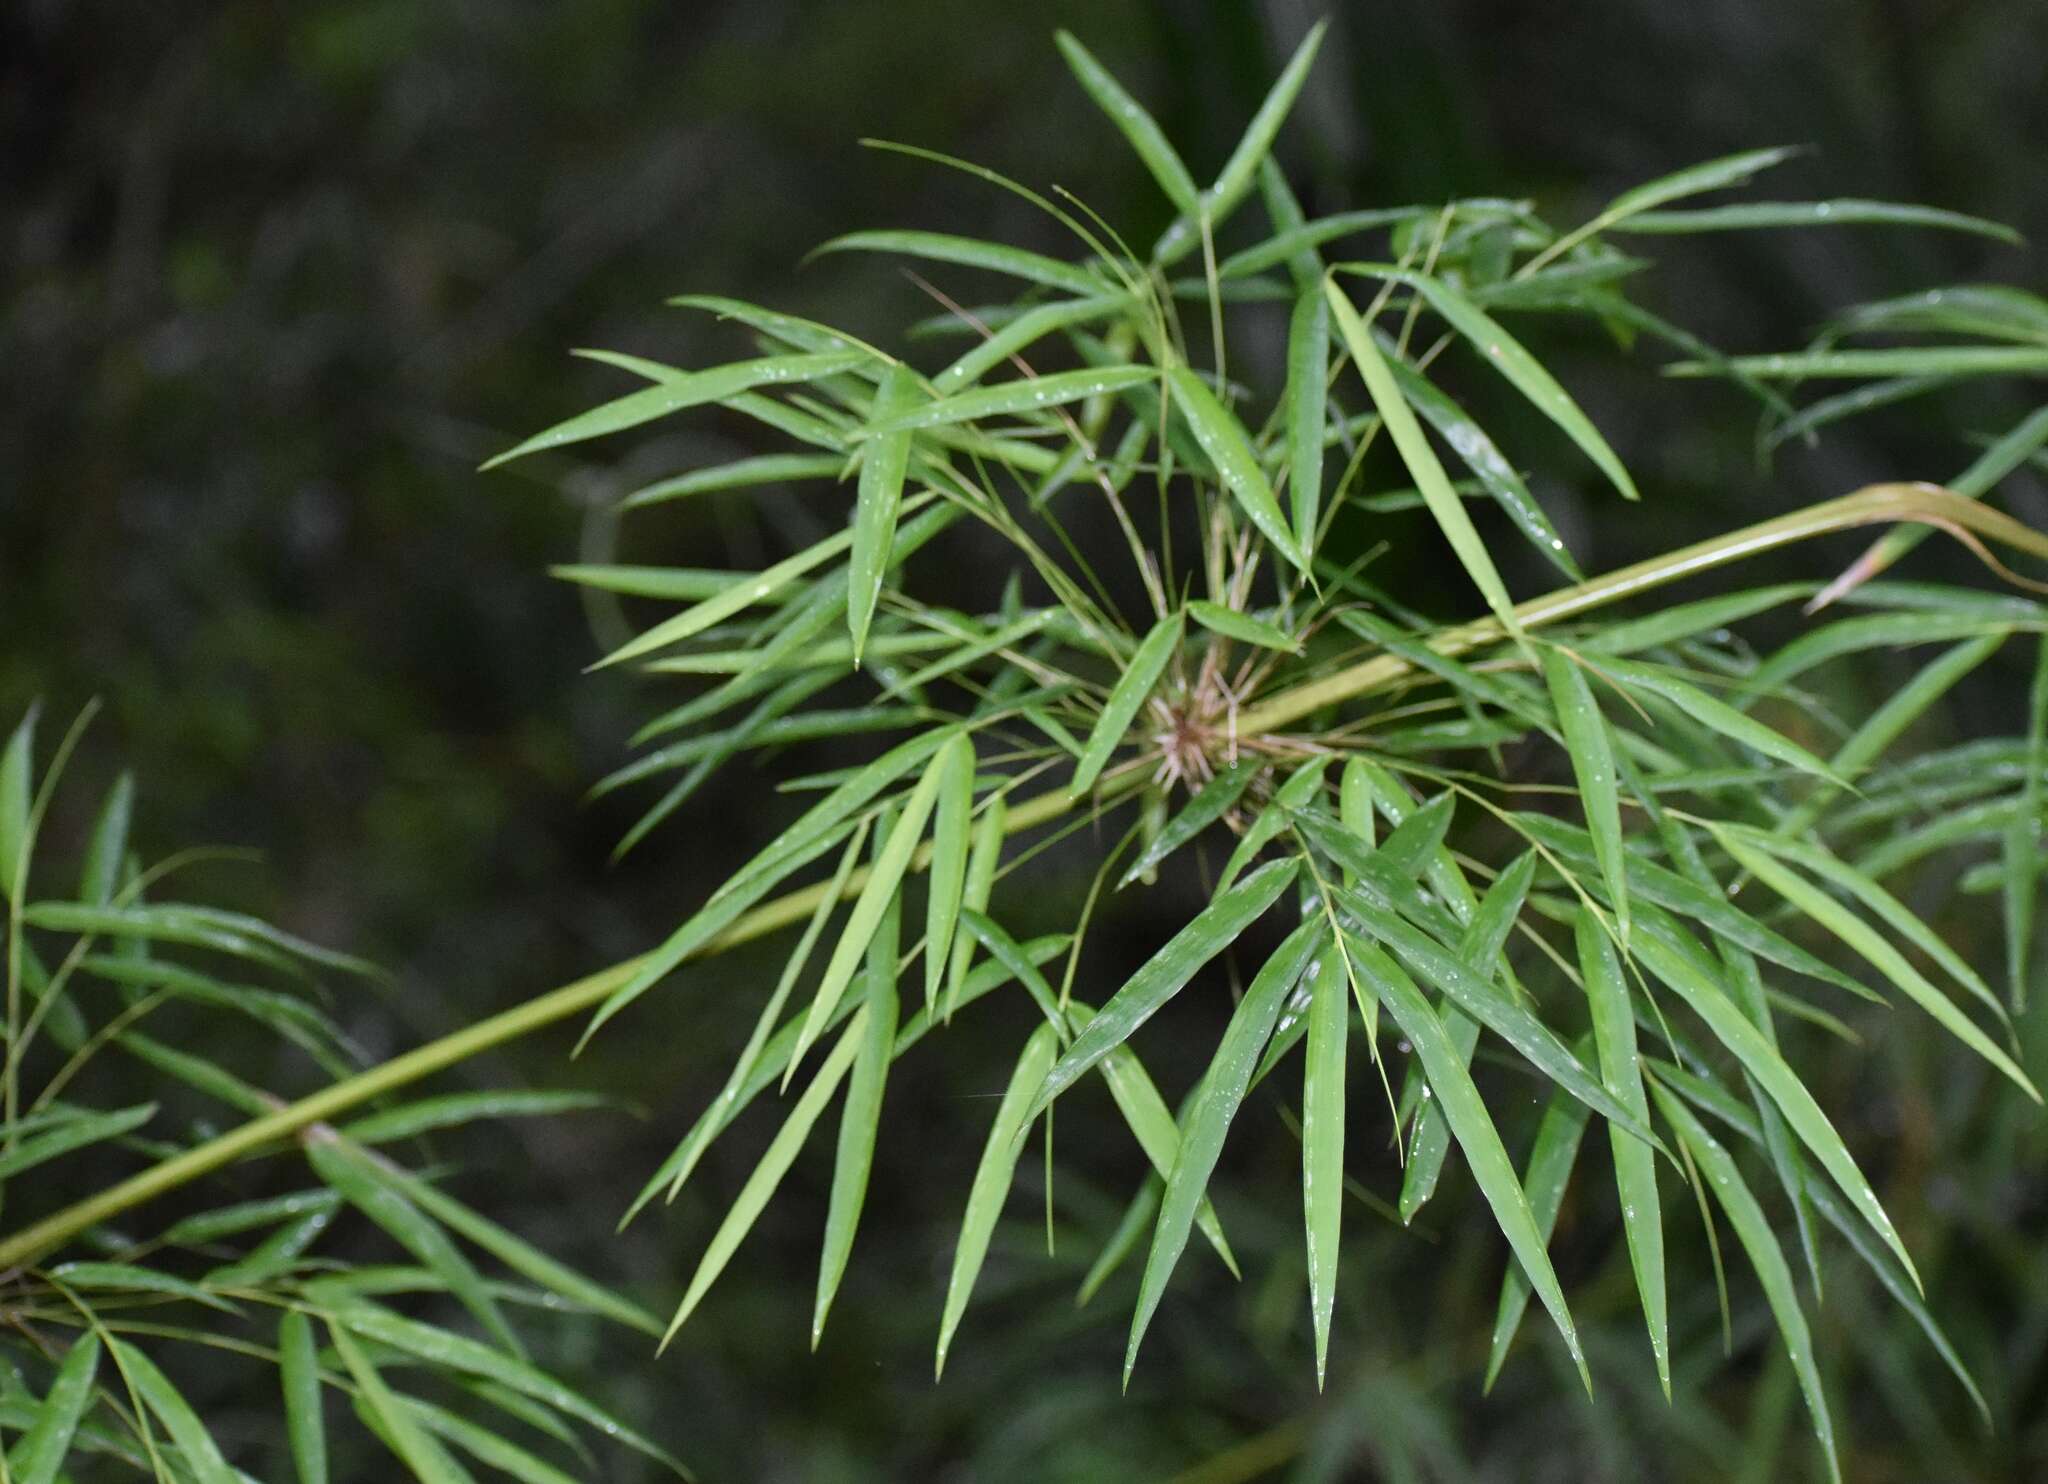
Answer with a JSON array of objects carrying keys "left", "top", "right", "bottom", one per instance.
[
  {"left": 487, "top": 25, "right": 2048, "bottom": 1481},
  {"left": 0, "top": 707, "right": 684, "bottom": 1481}
]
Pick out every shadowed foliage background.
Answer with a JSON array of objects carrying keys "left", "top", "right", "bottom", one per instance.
[{"left": 5, "top": 1, "right": 2047, "bottom": 1478}]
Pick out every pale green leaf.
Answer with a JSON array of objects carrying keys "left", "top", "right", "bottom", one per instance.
[{"left": 1069, "top": 611, "right": 1183, "bottom": 799}]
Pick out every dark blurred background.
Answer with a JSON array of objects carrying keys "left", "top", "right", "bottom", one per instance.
[{"left": 5, "top": 1, "right": 2047, "bottom": 1478}]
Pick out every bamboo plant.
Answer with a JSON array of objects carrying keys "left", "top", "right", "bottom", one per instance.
[{"left": 5, "top": 22, "right": 2047, "bottom": 1481}]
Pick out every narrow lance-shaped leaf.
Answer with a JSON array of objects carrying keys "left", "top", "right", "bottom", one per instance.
[
  {"left": 1187, "top": 599, "right": 1301, "bottom": 653},
  {"left": 2009, "top": 633, "right": 2048, "bottom": 1011},
  {"left": 865, "top": 366, "right": 1156, "bottom": 434},
  {"left": 1168, "top": 366, "right": 1310, "bottom": 574},
  {"left": 667, "top": 1010, "right": 867, "bottom": 1347},
  {"left": 814, "top": 874, "right": 901, "bottom": 1347},
  {"left": 1542, "top": 145, "right": 1800, "bottom": 259},
  {"left": 1577, "top": 910, "right": 1670, "bottom": 1397},
  {"left": 325, "top": 1327, "right": 470, "bottom": 1484},
  {"left": 937, "top": 1021, "right": 1060, "bottom": 1378},
  {"left": 1542, "top": 647, "right": 1629, "bottom": 947},
  {"left": 1054, "top": 30, "right": 1200, "bottom": 214},
  {"left": 1119, "top": 760, "right": 1259, "bottom": 888},
  {"left": 1128, "top": 917, "right": 1321, "bottom": 1382},
  {"left": 1369, "top": 267, "right": 1641, "bottom": 501},
  {"left": 1591, "top": 655, "right": 1846, "bottom": 786},
  {"left": 848, "top": 364, "right": 921, "bottom": 662},
  {"left": 1481, "top": 1083, "right": 1591, "bottom": 1390},
  {"left": 279, "top": 1310, "right": 329, "bottom": 1484},
  {"left": 1030, "top": 858, "right": 1299, "bottom": 1118},
  {"left": 112, "top": 1340, "right": 240, "bottom": 1484},
  {"left": 923, "top": 734, "right": 976, "bottom": 1013},
  {"left": 810, "top": 229, "right": 1105, "bottom": 297},
  {"left": 1649, "top": 1082, "right": 1840, "bottom": 1484},
  {"left": 1301, "top": 932, "right": 1346, "bottom": 1388},
  {"left": 1, "top": 704, "right": 37, "bottom": 904},
  {"left": 1630, "top": 929, "right": 1919, "bottom": 1289},
  {"left": 79, "top": 770, "right": 133, "bottom": 906},
  {"left": 482, "top": 351, "right": 871, "bottom": 469},
  {"left": 1285, "top": 283, "right": 1329, "bottom": 551},
  {"left": 1325, "top": 277, "right": 1521, "bottom": 633},
  {"left": 1070, "top": 610, "right": 1183, "bottom": 799},
  {"left": 1613, "top": 198, "right": 2020, "bottom": 242},
  {"left": 1088, "top": 1036, "right": 1238, "bottom": 1277},
  {"left": 8, "top": 1331, "right": 99, "bottom": 1484},
  {"left": 947, "top": 794, "right": 1006, "bottom": 1017},
  {"left": 789, "top": 737, "right": 956, "bottom": 1078},
  {"left": 1355, "top": 937, "right": 1589, "bottom": 1388}
]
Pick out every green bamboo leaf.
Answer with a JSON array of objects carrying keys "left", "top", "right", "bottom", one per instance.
[
  {"left": 1069, "top": 610, "right": 1183, "bottom": 800},
  {"left": 811, "top": 229, "right": 1104, "bottom": 296},
  {"left": 2010, "top": 635, "right": 2048, "bottom": 1010},
  {"left": 341, "top": 1091, "right": 614, "bottom": 1146},
  {"left": 849, "top": 364, "right": 921, "bottom": 662},
  {"left": 1335, "top": 902, "right": 1659, "bottom": 1151},
  {"left": 922, "top": 734, "right": 976, "bottom": 1013},
  {"left": 278, "top": 1311, "right": 328, "bottom": 1484},
  {"left": 1118, "top": 760, "right": 1259, "bottom": 888},
  {"left": 1613, "top": 198, "right": 2020, "bottom": 242},
  {"left": 306, "top": 1137, "right": 522, "bottom": 1357},
  {"left": 1715, "top": 832, "right": 2038, "bottom": 1100},
  {"left": 667, "top": 1012, "right": 866, "bottom": 1345},
  {"left": 0, "top": 704, "right": 36, "bottom": 904},
  {"left": 1055, "top": 31, "right": 1200, "bottom": 214},
  {"left": 619, "top": 452, "right": 848, "bottom": 510},
  {"left": 0, "top": 1101, "right": 155, "bottom": 1181},
  {"left": 1398, "top": 852, "right": 1537, "bottom": 1222},
  {"left": 592, "top": 525, "right": 860, "bottom": 671},
  {"left": 789, "top": 737, "right": 953, "bottom": 1077},
  {"left": 946, "top": 794, "right": 1007, "bottom": 1016},
  {"left": 814, "top": 896, "right": 900, "bottom": 1346},
  {"left": 1153, "top": 21, "right": 1327, "bottom": 266},
  {"left": 1218, "top": 760, "right": 1327, "bottom": 894},
  {"left": 482, "top": 351, "right": 871, "bottom": 469},
  {"left": 1577, "top": 911, "right": 1670, "bottom": 1397},
  {"left": 1300, "top": 933, "right": 1346, "bottom": 1387},
  {"left": 1594, "top": 656, "right": 1845, "bottom": 785},
  {"left": 1325, "top": 278, "right": 1521, "bottom": 631},
  {"left": 1168, "top": 366, "right": 1311, "bottom": 573},
  {"left": 1668, "top": 346, "right": 2048, "bottom": 379},
  {"left": 1381, "top": 348, "right": 1581, "bottom": 579},
  {"left": 1285, "top": 283, "right": 1329, "bottom": 551},
  {"left": 1128, "top": 917, "right": 1320, "bottom": 1382},
  {"left": 958, "top": 910, "right": 1063, "bottom": 1030},
  {"left": 396, "top": 1395, "right": 583, "bottom": 1484},
  {"left": 1631, "top": 930, "right": 1919, "bottom": 1288},
  {"left": 1552, "top": 146, "right": 1800, "bottom": 254},
  {"left": 1220, "top": 207, "right": 1427, "bottom": 281},
  {"left": 1542, "top": 647, "right": 1629, "bottom": 947},
  {"left": 1187, "top": 599, "right": 1301, "bottom": 653},
  {"left": 1649, "top": 1083, "right": 1840, "bottom": 1484},
  {"left": 78, "top": 771, "right": 132, "bottom": 907},
  {"left": 111, "top": 1340, "right": 238, "bottom": 1484},
  {"left": 1579, "top": 584, "right": 1812, "bottom": 656},
  {"left": 932, "top": 294, "right": 1132, "bottom": 393},
  {"left": 1356, "top": 938, "right": 1588, "bottom": 1387},
  {"left": 7, "top": 1332, "right": 98, "bottom": 1484},
  {"left": 1481, "top": 1083, "right": 1591, "bottom": 1389},
  {"left": 937, "top": 1021, "right": 1060, "bottom": 1378},
  {"left": 1078, "top": 1176, "right": 1161, "bottom": 1307},
  {"left": 1087, "top": 1035, "right": 1238, "bottom": 1279},
  {"left": 326, "top": 1326, "right": 472, "bottom": 1484},
  {"left": 49, "top": 1262, "right": 238, "bottom": 1313},
  {"left": 869, "top": 366, "right": 1155, "bottom": 435},
  {"left": 1029, "top": 858, "right": 1299, "bottom": 1119},
  {"left": 1370, "top": 268, "right": 1641, "bottom": 501}
]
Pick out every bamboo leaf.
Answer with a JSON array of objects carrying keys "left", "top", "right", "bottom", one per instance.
[
  {"left": 1, "top": 704, "right": 37, "bottom": 903},
  {"left": 327, "top": 1326, "right": 471, "bottom": 1484},
  {"left": 1128, "top": 917, "right": 1320, "bottom": 1382},
  {"left": 1649, "top": 1083, "right": 1840, "bottom": 1484},
  {"left": 1613, "top": 198, "right": 2020, "bottom": 242},
  {"left": 814, "top": 895, "right": 900, "bottom": 1346},
  {"left": 668, "top": 1011, "right": 866, "bottom": 1344},
  {"left": 1542, "top": 647, "right": 1630, "bottom": 947},
  {"left": 1055, "top": 31, "right": 1200, "bottom": 214},
  {"left": 78, "top": 771, "right": 132, "bottom": 907},
  {"left": 483, "top": 352, "right": 871, "bottom": 469},
  {"left": 1118, "top": 760, "right": 1259, "bottom": 888},
  {"left": 7, "top": 1332, "right": 98, "bottom": 1484},
  {"left": 1325, "top": 278, "right": 1521, "bottom": 631},
  {"left": 849, "top": 365, "right": 922, "bottom": 662},
  {"left": 937, "top": 1022, "right": 1061, "bottom": 1377},
  {"left": 1356, "top": 939, "right": 1589, "bottom": 1387},
  {"left": 1069, "top": 611, "right": 1183, "bottom": 799},
  {"left": 1301, "top": 933, "right": 1346, "bottom": 1388},
  {"left": 1029, "top": 858, "right": 1299, "bottom": 1119},
  {"left": 1285, "top": 283, "right": 1330, "bottom": 550},
  {"left": 1592, "top": 656, "right": 1846, "bottom": 786},
  {"left": 278, "top": 1311, "right": 328, "bottom": 1484},
  {"left": 111, "top": 1340, "right": 238, "bottom": 1484},
  {"left": 812, "top": 229, "right": 1104, "bottom": 296},
  {"left": 1481, "top": 1083, "right": 1591, "bottom": 1389},
  {"left": 1631, "top": 929, "right": 1919, "bottom": 1289},
  {"left": 1187, "top": 599, "right": 1302, "bottom": 653},
  {"left": 866, "top": 367, "right": 1155, "bottom": 434},
  {"left": 1168, "top": 367, "right": 1311, "bottom": 574},
  {"left": 947, "top": 794, "right": 1007, "bottom": 1016},
  {"left": 922, "top": 734, "right": 976, "bottom": 1013},
  {"left": 1577, "top": 911, "right": 1670, "bottom": 1396}
]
